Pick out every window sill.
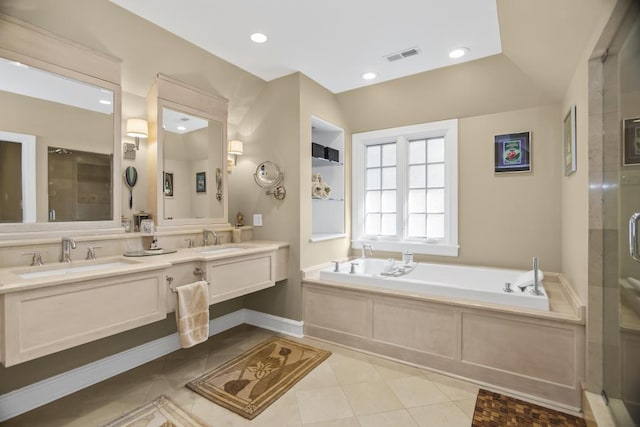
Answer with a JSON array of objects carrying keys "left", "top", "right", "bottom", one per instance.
[{"left": 351, "top": 239, "right": 459, "bottom": 257}]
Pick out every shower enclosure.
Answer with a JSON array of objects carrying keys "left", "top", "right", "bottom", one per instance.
[{"left": 595, "top": 1, "right": 640, "bottom": 424}]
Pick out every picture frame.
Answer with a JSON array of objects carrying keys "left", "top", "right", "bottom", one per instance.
[
  {"left": 163, "top": 172, "right": 174, "bottom": 197},
  {"left": 623, "top": 117, "right": 640, "bottom": 166},
  {"left": 196, "top": 171, "right": 206, "bottom": 193},
  {"left": 494, "top": 131, "right": 531, "bottom": 173},
  {"left": 563, "top": 105, "right": 577, "bottom": 176}
]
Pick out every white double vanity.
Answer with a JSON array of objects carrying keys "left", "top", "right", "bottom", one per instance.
[{"left": 0, "top": 241, "right": 288, "bottom": 367}]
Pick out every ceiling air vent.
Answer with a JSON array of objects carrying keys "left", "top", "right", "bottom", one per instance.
[{"left": 384, "top": 47, "right": 421, "bottom": 63}]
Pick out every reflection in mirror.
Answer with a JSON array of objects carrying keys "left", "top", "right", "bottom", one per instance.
[
  {"left": 0, "top": 130, "right": 36, "bottom": 223},
  {"left": 0, "top": 57, "right": 114, "bottom": 223},
  {"left": 48, "top": 147, "right": 112, "bottom": 222},
  {"left": 162, "top": 107, "right": 223, "bottom": 220}
]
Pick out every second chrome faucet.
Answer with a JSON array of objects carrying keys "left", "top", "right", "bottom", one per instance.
[
  {"left": 61, "top": 236, "right": 77, "bottom": 263},
  {"left": 203, "top": 229, "right": 220, "bottom": 246}
]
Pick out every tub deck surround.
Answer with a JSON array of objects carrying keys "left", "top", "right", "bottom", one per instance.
[
  {"left": 0, "top": 241, "right": 287, "bottom": 367},
  {"left": 301, "top": 260, "right": 586, "bottom": 411}
]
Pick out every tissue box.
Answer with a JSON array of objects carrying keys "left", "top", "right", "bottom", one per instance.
[
  {"left": 312, "top": 142, "right": 325, "bottom": 158},
  {"left": 324, "top": 147, "right": 339, "bottom": 163}
]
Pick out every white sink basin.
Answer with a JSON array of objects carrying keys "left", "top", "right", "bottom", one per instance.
[
  {"left": 16, "top": 261, "right": 134, "bottom": 279},
  {"left": 198, "top": 246, "right": 246, "bottom": 256}
]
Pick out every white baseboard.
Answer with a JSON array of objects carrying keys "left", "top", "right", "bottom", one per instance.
[
  {"left": 244, "top": 308, "right": 304, "bottom": 338},
  {"left": 0, "top": 308, "right": 301, "bottom": 422}
]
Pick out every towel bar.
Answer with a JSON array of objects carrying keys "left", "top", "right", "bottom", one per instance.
[
  {"left": 168, "top": 281, "right": 209, "bottom": 293},
  {"left": 166, "top": 270, "right": 209, "bottom": 293}
]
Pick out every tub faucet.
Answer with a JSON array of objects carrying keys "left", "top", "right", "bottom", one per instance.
[
  {"left": 518, "top": 257, "right": 544, "bottom": 295},
  {"left": 361, "top": 243, "right": 374, "bottom": 259},
  {"left": 61, "top": 237, "right": 77, "bottom": 263},
  {"left": 530, "top": 256, "right": 543, "bottom": 296},
  {"left": 203, "top": 229, "right": 219, "bottom": 246}
]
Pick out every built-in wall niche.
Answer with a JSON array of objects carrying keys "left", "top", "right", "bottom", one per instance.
[{"left": 311, "top": 116, "right": 345, "bottom": 242}]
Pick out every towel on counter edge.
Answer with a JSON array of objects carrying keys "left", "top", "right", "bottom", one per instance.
[
  {"left": 514, "top": 269, "right": 544, "bottom": 288},
  {"left": 175, "top": 280, "right": 209, "bottom": 348}
]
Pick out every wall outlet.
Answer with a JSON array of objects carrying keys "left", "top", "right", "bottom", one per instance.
[{"left": 253, "top": 214, "right": 263, "bottom": 226}]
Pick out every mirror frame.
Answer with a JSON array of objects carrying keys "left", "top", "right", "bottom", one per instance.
[
  {"left": 0, "top": 14, "right": 122, "bottom": 238},
  {"left": 147, "top": 74, "right": 229, "bottom": 230}
]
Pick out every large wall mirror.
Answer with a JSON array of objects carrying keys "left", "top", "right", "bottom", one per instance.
[
  {"left": 162, "top": 107, "right": 224, "bottom": 220},
  {"left": 147, "top": 74, "right": 228, "bottom": 230},
  {"left": 0, "top": 14, "right": 121, "bottom": 235}
]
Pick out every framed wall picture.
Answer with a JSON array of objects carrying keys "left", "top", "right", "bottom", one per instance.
[
  {"left": 494, "top": 131, "right": 531, "bottom": 173},
  {"left": 196, "top": 171, "right": 206, "bottom": 193},
  {"left": 163, "top": 172, "right": 174, "bottom": 197},
  {"left": 623, "top": 117, "right": 640, "bottom": 166},
  {"left": 563, "top": 105, "right": 577, "bottom": 176}
]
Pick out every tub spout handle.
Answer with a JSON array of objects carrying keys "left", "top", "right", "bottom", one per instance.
[
  {"left": 349, "top": 262, "right": 359, "bottom": 274},
  {"left": 331, "top": 260, "right": 340, "bottom": 272},
  {"left": 503, "top": 282, "right": 513, "bottom": 293}
]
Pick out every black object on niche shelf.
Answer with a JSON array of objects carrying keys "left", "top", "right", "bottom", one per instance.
[
  {"left": 312, "top": 142, "right": 325, "bottom": 158},
  {"left": 324, "top": 146, "right": 339, "bottom": 163}
]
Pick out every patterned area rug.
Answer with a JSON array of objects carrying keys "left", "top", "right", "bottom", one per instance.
[
  {"left": 186, "top": 336, "right": 331, "bottom": 420},
  {"left": 472, "top": 389, "right": 586, "bottom": 427},
  {"left": 103, "top": 395, "right": 207, "bottom": 427}
]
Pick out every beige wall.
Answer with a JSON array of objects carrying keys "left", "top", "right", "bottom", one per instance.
[
  {"left": 229, "top": 73, "right": 302, "bottom": 320},
  {"left": 560, "top": 1, "right": 618, "bottom": 304},
  {"left": 456, "top": 106, "right": 561, "bottom": 271},
  {"left": 337, "top": 63, "right": 563, "bottom": 271},
  {"left": 337, "top": 54, "right": 556, "bottom": 134}
]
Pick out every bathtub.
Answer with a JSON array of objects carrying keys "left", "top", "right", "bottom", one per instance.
[{"left": 319, "top": 258, "right": 550, "bottom": 311}]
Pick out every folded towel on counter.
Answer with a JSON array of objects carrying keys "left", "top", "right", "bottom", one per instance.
[
  {"left": 514, "top": 269, "right": 544, "bottom": 288},
  {"left": 175, "top": 280, "right": 209, "bottom": 348}
]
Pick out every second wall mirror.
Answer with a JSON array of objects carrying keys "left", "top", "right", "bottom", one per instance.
[{"left": 147, "top": 74, "right": 229, "bottom": 230}]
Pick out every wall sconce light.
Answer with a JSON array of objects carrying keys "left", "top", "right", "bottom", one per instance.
[
  {"left": 123, "top": 118, "right": 148, "bottom": 160},
  {"left": 227, "top": 139, "right": 244, "bottom": 173}
]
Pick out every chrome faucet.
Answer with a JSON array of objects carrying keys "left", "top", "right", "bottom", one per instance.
[
  {"left": 361, "top": 243, "right": 374, "bottom": 259},
  {"left": 203, "top": 229, "right": 219, "bottom": 246},
  {"left": 518, "top": 256, "right": 544, "bottom": 295},
  {"left": 530, "top": 256, "right": 543, "bottom": 295},
  {"left": 61, "top": 237, "right": 77, "bottom": 263}
]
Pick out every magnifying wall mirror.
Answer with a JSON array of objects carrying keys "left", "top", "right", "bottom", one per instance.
[{"left": 254, "top": 161, "right": 286, "bottom": 200}]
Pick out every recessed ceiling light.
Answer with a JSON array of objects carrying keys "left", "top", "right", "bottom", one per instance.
[
  {"left": 99, "top": 99, "right": 112, "bottom": 105},
  {"left": 177, "top": 126, "right": 187, "bottom": 131},
  {"left": 449, "top": 47, "right": 469, "bottom": 59},
  {"left": 250, "top": 33, "right": 268, "bottom": 43},
  {"left": 362, "top": 72, "right": 377, "bottom": 80}
]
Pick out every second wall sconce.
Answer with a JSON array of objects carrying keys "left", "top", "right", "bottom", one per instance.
[
  {"left": 227, "top": 139, "right": 244, "bottom": 173},
  {"left": 123, "top": 118, "right": 148, "bottom": 160}
]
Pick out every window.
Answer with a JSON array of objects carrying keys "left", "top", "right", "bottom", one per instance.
[{"left": 352, "top": 119, "right": 458, "bottom": 256}]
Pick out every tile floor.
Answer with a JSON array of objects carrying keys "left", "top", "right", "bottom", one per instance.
[{"left": 4, "top": 325, "right": 480, "bottom": 426}]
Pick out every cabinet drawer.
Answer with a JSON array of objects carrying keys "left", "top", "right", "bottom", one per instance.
[
  {"left": 1, "top": 271, "right": 166, "bottom": 366},
  {"left": 207, "top": 252, "right": 275, "bottom": 303}
]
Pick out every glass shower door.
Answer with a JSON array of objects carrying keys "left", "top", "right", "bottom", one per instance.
[{"left": 602, "top": 7, "right": 640, "bottom": 425}]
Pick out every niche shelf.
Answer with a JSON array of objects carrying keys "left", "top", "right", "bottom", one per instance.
[{"left": 311, "top": 116, "right": 345, "bottom": 242}]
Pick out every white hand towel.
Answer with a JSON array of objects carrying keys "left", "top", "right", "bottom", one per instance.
[
  {"left": 514, "top": 269, "right": 544, "bottom": 288},
  {"left": 175, "top": 280, "right": 209, "bottom": 348}
]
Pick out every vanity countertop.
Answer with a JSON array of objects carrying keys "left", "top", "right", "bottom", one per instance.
[{"left": 0, "top": 241, "right": 287, "bottom": 294}]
